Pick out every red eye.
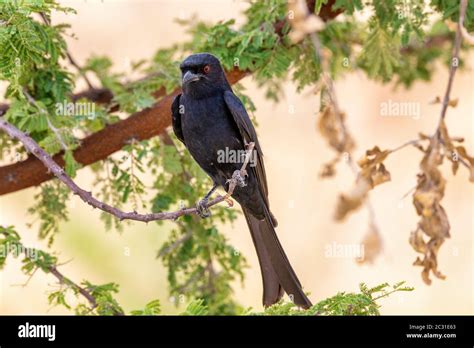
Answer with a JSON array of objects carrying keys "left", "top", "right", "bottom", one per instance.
[{"left": 203, "top": 65, "right": 211, "bottom": 74}]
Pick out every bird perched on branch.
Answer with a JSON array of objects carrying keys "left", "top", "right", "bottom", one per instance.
[{"left": 171, "top": 53, "right": 312, "bottom": 309}]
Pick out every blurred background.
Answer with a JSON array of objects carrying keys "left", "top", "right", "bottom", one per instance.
[{"left": 0, "top": 0, "right": 472, "bottom": 314}]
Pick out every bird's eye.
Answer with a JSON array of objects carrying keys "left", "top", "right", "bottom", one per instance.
[{"left": 203, "top": 65, "right": 211, "bottom": 74}]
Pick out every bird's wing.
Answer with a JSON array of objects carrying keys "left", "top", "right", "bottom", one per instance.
[
  {"left": 171, "top": 94, "right": 185, "bottom": 144},
  {"left": 223, "top": 90, "right": 269, "bottom": 200}
]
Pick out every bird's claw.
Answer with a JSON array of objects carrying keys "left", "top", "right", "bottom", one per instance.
[
  {"left": 230, "top": 169, "right": 247, "bottom": 188},
  {"left": 224, "top": 195, "right": 234, "bottom": 207},
  {"left": 196, "top": 198, "right": 211, "bottom": 218}
]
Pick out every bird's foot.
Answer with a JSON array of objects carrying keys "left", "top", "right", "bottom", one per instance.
[
  {"left": 228, "top": 169, "right": 247, "bottom": 188},
  {"left": 196, "top": 198, "right": 211, "bottom": 218}
]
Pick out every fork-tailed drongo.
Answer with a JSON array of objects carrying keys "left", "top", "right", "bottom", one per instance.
[{"left": 171, "top": 53, "right": 312, "bottom": 309}]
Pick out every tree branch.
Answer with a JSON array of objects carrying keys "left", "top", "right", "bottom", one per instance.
[
  {"left": 157, "top": 224, "right": 192, "bottom": 258},
  {"left": 47, "top": 266, "right": 99, "bottom": 312},
  {"left": 1, "top": 225, "right": 123, "bottom": 314},
  {"left": 0, "top": 117, "right": 255, "bottom": 222},
  {"left": 435, "top": 0, "right": 467, "bottom": 134}
]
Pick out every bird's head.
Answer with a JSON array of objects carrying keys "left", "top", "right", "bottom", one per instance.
[{"left": 179, "top": 53, "right": 230, "bottom": 98}]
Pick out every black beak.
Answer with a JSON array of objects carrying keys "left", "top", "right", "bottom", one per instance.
[{"left": 182, "top": 71, "right": 200, "bottom": 85}]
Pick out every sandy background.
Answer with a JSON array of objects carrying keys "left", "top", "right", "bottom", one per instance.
[{"left": 0, "top": 0, "right": 473, "bottom": 314}]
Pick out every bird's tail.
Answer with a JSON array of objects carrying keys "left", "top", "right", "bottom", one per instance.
[{"left": 243, "top": 208, "right": 312, "bottom": 309}]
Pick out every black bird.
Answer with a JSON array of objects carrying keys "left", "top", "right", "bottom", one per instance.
[{"left": 171, "top": 53, "right": 312, "bottom": 309}]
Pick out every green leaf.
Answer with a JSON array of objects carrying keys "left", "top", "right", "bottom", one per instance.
[
  {"left": 181, "top": 299, "right": 209, "bottom": 316},
  {"left": 64, "top": 150, "right": 80, "bottom": 177},
  {"left": 358, "top": 21, "right": 401, "bottom": 81},
  {"left": 332, "top": 0, "right": 363, "bottom": 15}
]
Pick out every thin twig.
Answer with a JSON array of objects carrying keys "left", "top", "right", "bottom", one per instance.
[
  {"left": 206, "top": 259, "right": 217, "bottom": 295},
  {"left": 23, "top": 88, "right": 68, "bottom": 151},
  {"left": 0, "top": 118, "right": 254, "bottom": 223},
  {"left": 47, "top": 266, "right": 98, "bottom": 310},
  {"left": 382, "top": 0, "right": 470, "bottom": 169},
  {"left": 157, "top": 227, "right": 192, "bottom": 257},
  {"left": 0, "top": 225, "right": 114, "bottom": 314},
  {"left": 435, "top": 0, "right": 467, "bottom": 135},
  {"left": 46, "top": 118, "right": 68, "bottom": 151},
  {"left": 176, "top": 269, "right": 204, "bottom": 294},
  {"left": 427, "top": 0, "right": 470, "bottom": 172},
  {"left": 310, "top": 32, "right": 349, "bottom": 144},
  {"left": 307, "top": 8, "right": 379, "bottom": 229},
  {"left": 400, "top": 184, "right": 417, "bottom": 200},
  {"left": 389, "top": 139, "right": 422, "bottom": 154},
  {"left": 386, "top": 137, "right": 470, "bottom": 173},
  {"left": 14, "top": 267, "right": 38, "bottom": 288}
]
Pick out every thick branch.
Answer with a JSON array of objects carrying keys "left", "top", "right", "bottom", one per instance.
[{"left": 0, "top": 70, "right": 244, "bottom": 197}]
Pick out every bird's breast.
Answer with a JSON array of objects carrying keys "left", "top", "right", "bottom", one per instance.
[
  {"left": 180, "top": 95, "right": 244, "bottom": 180},
  {"left": 182, "top": 96, "right": 239, "bottom": 144}
]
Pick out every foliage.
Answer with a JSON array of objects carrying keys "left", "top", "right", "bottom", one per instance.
[
  {"left": 0, "top": 0, "right": 472, "bottom": 314},
  {"left": 151, "top": 140, "right": 246, "bottom": 315},
  {"left": 27, "top": 180, "right": 70, "bottom": 246},
  {"left": 0, "top": 225, "right": 412, "bottom": 316},
  {"left": 257, "top": 282, "right": 413, "bottom": 316},
  {"left": 431, "top": 0, "right": 474, "bottom": 31}
]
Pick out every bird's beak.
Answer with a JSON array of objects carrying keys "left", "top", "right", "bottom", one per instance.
[{"left": 182, "top": 71, "right": 200, "bottom": 85}]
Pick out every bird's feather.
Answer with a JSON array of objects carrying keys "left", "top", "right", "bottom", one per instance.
[
  {"left": 223, "top": 91, "right": 272, "bottom": 213},
  {"left": 171, "top": 94, "right": 185, "bottom": 145}
]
